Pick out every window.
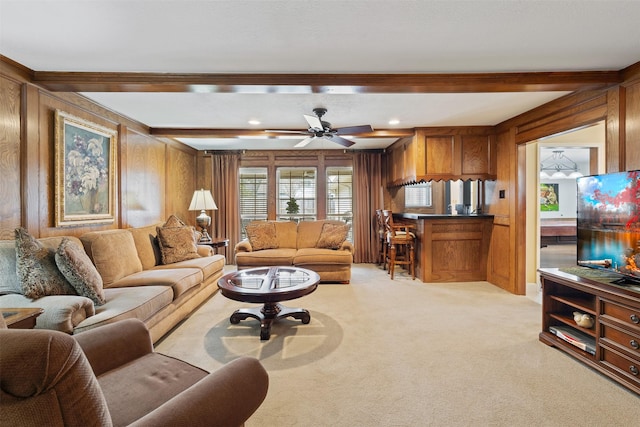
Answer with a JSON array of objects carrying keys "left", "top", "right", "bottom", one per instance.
[
  {"left": 239, "top": 167, "right": 268, "bottom": 238},
  {"left": 277, "top": 168, "right": 316, "bottom": 221},
  {"left": 405, "top": 183, "right": 432, "bottom": 207},
  {"left": 327, "top": 167, "right": 353, "bottom": 240}
]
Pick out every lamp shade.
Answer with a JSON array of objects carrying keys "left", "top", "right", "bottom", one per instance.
[{"left": 188, "top": 189, "right": 217, "bottom": 211}]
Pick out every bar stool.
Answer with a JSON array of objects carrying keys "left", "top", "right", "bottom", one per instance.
[
  {"left": 382, "top": 210, "right": 416, "bottom": 280},
  {"left": 375, "top": 209, "right": 386, "bottom": 266}
]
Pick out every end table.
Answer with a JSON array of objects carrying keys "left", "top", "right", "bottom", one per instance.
[
  {"left": 2, "top": 307, "right": 44, "bottom": 329},
  {"left": 200, "top": 237, "right": 230, "bottom": 255}
]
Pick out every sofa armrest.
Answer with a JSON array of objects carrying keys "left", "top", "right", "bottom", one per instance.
[
  {"left": 340, "top": 240, "right": 355, "bottom": 254},
  {"left": 235, "top": 239, "right": 253, "bottom": 253},
  {"left": 129, "top": 356, "right": 269, "bottom": 427},
  {"left": 0, "top": 328, "right": 112, "bottom": 426},
  {"left": 196, "top": 245, "right": 214, "bottom": 257},
  {"left": 74, "top": 318, "right": 153, "bottom": 377},
  {"left": 0, "top": 294, "right": 95, "bottom": 334}
]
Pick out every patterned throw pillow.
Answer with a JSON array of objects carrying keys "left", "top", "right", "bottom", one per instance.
[
  {"left": 156, "top": 215, "right": 200, "bottom": 264},
  {"left": 245, "top": 222, "right": 278, "bottom": 251},
  {"left": 315, "top": 223, "right": 350, "bottom": 249},
  {"left": 14, "top": 228, "right": 76, "bottom": 299},
  {"left": 55, "top": 238, "right": 106, "bottom": 305}
]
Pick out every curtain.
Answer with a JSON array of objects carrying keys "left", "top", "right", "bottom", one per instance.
[
  {"left": 353, "top": 152, "right": 383, "bottom": 263},
  {"left": 211, "top": 153, "right": 240, "bottom": 264}
]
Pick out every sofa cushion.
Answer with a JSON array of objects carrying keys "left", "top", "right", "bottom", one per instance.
[
  {"left": 245, "top": 221, "right": 278, "bottom": 250},
  {"left": 109, "top": 268, "right": 203, "bottom": 299},
  {"left": 152, "top": 254, "right": 225, "bottom": 282},
  {"left": 315, "top": 222, "right": 350, "bottom": 249},
  {"left": 296, "top": 220, "right": 325, "bottom": 249},
  {"left": 80, "top": 230, "right": 143, "bottom": 287},
  {"left": 235, "top": 248, "right": 297, "bottom": 267},
  {"left": 55, "top": 238, "right": 105, "bottom": 306},
  {"left": 73, "top": 286, "right": 174, "bottom": 334},
  {"left": 14, "top": 228, "right": 76, "bottom": 299},
  {"left": 156, "top": 216, "right": 200, "bottom": 264},
  {"left": 293, "top": 247, "right": 354, "bottom": 265},
  {"left": 128, "top": 224, "right": 163, "bottom": 270},
  {"left": 273, "top": 221, "right": 298, "bottom": 248},
  {"left": 98, "top": 352, "right": 208, "bottom": 427}
]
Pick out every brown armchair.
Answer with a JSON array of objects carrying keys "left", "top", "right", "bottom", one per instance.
[{"left": 0, "top": 318, "right": 268, "bottom": 427}]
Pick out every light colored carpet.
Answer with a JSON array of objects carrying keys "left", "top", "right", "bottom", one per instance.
[{"left": 156, "top": 264, "right": 640, "bottom": 426}]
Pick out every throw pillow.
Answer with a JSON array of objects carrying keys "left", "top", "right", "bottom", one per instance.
[
  {"left": 245, "top": 222, "right": 278, "bottom": 250},
  {"left": 163, "top": 214, "right": 185, "bottom": 228},
  {"left": 0, "top": 243, "right": 23, "bottom": 295},
  {"left": 55, "top": 238, "right": 106, "bottom": 305},
  {"left": 315, "top": 223, "right": 350, "bottom": 249},
  {"left": 156, "top": 215, "right": 200, "bottom": 264},
  {"left": 14, "top": 228, "right": 76, "bottom": 299}
]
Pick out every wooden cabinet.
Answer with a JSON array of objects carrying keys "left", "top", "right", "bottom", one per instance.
[
  {"left": 386, "top": 128, "right": 496, "bottom": 186},
  {"left": 398, "top": 215, "right": 493, "bottom": 282},
  {"left": 539, "top": 268, "right": 640, "bottom": 394},
  {"left": 387, "top": 138, "right": 407, "bottom": 185}
]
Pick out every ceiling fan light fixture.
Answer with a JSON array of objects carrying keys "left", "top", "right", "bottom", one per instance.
[{"left": 267, "top": 107, "right": 371, "bottom": 149}]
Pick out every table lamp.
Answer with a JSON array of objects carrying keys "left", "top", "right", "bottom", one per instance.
[{"left": 188, "top": 189, "right": 217, "bottom": 243}]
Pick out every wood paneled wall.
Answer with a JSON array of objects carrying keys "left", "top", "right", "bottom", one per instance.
[
  {"left": 625, "top": 81, "right": 640, "bottom": 170},
  {"left": 0, "top": 74, "right": 22, "bottom": 239},
  {"left": 487, "top": 67, "right": 640, "bottom": 295},
  {"left": 120, "top": 128, "right": 167, "bottom": 227},
  {"left": 4, "top": 54, "right": 640, "bottom": 297},
  {"left": 0, "top": 63, "right": 199, "bottom": 239}
]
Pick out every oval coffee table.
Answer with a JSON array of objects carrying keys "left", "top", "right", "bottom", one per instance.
[{"left": 217, "top": 266, "right": 320, "bottom": 340}]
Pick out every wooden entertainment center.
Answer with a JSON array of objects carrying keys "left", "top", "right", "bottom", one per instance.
[{"left": 539, "top": 268, "right": 640, "bottom": 394}]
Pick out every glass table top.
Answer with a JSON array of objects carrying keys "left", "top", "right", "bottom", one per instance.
[
  {"left": 221, "top": 267, "right": 318, "bottom": 291},
  {"left": 218, "top": 267, "right": 320, "bottom": 293}
]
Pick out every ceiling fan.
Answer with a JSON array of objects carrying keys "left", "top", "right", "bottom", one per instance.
[{"left": 267, "top": 108, "right": 373, "bottom": 148}]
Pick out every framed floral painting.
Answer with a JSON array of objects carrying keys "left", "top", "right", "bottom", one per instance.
[{"left": 55, "top": 110, "right": 117, "bottom": 226}]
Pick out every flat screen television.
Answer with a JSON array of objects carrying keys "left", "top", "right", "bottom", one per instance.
[{"left": 576, "top": 170, "right": 640, "bottom": 285}]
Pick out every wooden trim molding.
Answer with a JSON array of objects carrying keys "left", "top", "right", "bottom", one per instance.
[
  {"left": 31, "top": 71, "right": 620, "bottom": 93},
  {"left": 150, "top": 127, "right": 415, "bottom": 139}
]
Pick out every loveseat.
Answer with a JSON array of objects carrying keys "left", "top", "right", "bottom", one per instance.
[
  {"left": 235, "top": 220, "right": 354, "bottom": 283},
  {"left": 0, "top": 317, "right": 268, "bottom": 427},
  {"left": 0, "top": 218, "right": 225, "bottom": 342}
]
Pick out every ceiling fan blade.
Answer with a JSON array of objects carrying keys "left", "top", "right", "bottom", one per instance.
[
  {"left": 334, "top": 124, "right": 374, "bottom": 135},
  {"left": 264, "top": 129, "right": 308, "bottom": 134},
  {"left": 328, "top": 135, "right": 356, "bottom": 147},
  {"left": 294, "top": 136, "right": 315, "bottom": 148},
  {"left": 304, "top": 114, "right": 323, "bottom": 130}
]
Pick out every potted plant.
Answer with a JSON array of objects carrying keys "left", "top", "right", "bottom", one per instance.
[{"left": 286, "top": 197, "right": 300, "bottom": 221}]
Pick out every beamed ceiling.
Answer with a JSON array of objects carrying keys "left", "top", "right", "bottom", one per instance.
[{"left": 2, "top": 0, "right": 640, "bottom": 150}]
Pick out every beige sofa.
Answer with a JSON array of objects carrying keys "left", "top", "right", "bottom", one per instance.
[
  {"left": 0, "top": 224, "right": 225, "bottom": 342},
  {"left": 235, "top": 220, "right": 354, "bottom": 283}
]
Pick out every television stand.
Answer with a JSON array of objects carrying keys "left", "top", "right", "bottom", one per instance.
[{"left": 539, "top": 268, "right": 640, "bottom": 395}]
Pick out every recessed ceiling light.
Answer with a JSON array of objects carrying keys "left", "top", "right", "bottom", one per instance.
[
  {"left": 388, "top": 119, "right": 400, "bottom": 125},
  {"left": 248, "top": 119, "right": 261, "bottom": 125}
]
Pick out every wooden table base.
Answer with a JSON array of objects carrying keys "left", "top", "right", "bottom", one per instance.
[{"left": 229, "top": 302, "right": 311, "bottom": 340}]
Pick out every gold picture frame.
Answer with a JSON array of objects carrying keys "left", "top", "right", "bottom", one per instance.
[{"left": 55, "top": 110, "right": 117, "bottom": 227}]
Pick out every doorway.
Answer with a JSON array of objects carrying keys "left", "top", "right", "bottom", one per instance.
[{"left": 524, "top": 121, "right": 605, "bottom": 302}]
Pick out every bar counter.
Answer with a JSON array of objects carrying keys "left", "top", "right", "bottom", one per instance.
[{"left": 393, "top": 213, "right": 494, "bottom": 282}]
